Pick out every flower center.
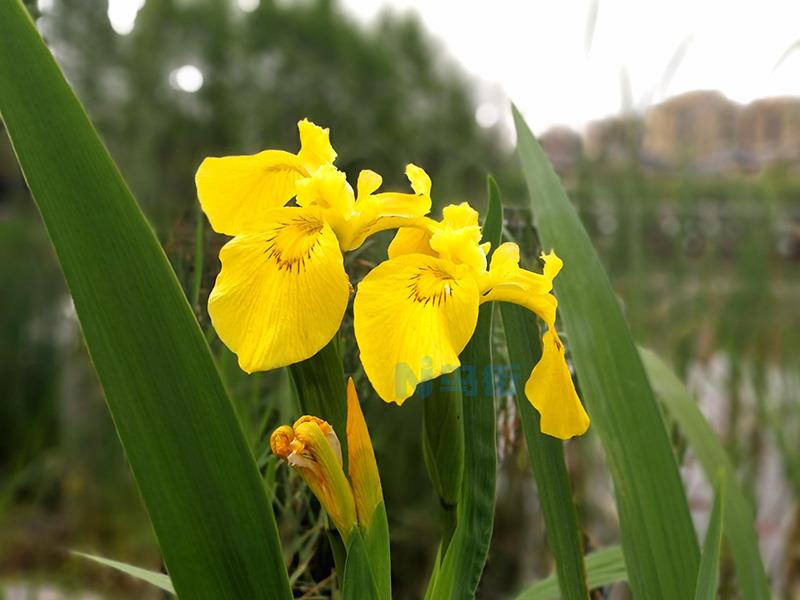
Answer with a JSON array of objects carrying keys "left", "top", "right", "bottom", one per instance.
[
  {"left": 408, "top": 265, "right": 456, "bottom": 306},
  {"left": 264, "top": 215, "right": 324, "bottom": 272}
]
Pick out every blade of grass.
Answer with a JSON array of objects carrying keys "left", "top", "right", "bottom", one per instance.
[
  {"left": 433, "top": 176, "right": 503, "bottom": 599},
  {"left": 513, "top": 106, "right": 699, "bottom": 598},
  {"left": 73, "top": 552, "right": 175, "bottom": 594},
  {"left": 694, "top": 473, "right": 725, "bottom": 600},
  {"left": 640, "top": 347, "right": 770, "bottom": 600},
  {"left": 501, "top": 303, "right": 588, "bottom": 600},
  {"left": 515, "top": 546, "right": 626, "bottom": 600},
  {"left": 0, "top": 4, "right": 291, "bottom": 598}
]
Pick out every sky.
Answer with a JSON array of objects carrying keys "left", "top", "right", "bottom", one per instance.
[{"left": 96, "top": 0, "right": 800, "bottom": 134}]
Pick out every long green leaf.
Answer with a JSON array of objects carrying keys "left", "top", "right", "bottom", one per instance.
[
  {"left": 433, "top": 176, "right": 503, "bottom": 599},
  {"left": 342, "top": 530, "right": 381, "bottom": 600},
  {"left": 501, "top": 304, "right": 588, "bottom": 600},
  {"left": 515, "top": 546, "right": 626, "bottom": 600},
  {"left": 362, "top": 502, "right": 392, "bottom": 600},
  {"left": 73, "top": 552, "right": 175, "bottom": 594},
  {"left": 512, "top": 106, "right": 699, "bottom": 598},
  {"left": 695, "top": 473, "right": 725, "bottom": 600},
  {"left": 640, "top": 347, "right": 770, "bottom": 599},
  {"left": 0, "top": 4, "right": 291, "bottom": 598}
]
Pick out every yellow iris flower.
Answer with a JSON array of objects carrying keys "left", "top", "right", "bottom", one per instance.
[
  {"left": 353, "top": 203, "right": 590, "bottom": 440},
  {"left": 196, "top": 120, "right": 432, "bottom": 372}
]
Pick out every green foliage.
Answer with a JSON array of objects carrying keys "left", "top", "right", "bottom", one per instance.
[
  {"left": 694, "top": 473, "right": 726, "bottom": 600},
  {"left": 0, "top": 2, "right": 290, "bottom": 598},
  {"left": 431, "top": 177, "right": 503, "bottom": 599},
  {"left": 362, "top": 502, "right": 392, "bottom": 600},
  {"left": 342, "top": 530, "right": 381, "bottom": 600},
  {"left": 73, "top": 552, "right": 175, "bottom": 595},
  {"left": 501, "top": 305, "right": 588, "bottom": 600},
  {"left": 290, "top": 337, "right": 349, "bottom": 462},
  {"left": 422, "top": 373, "right": 464, "bottom": 551},
  {"left": 513, "top": 106, "right": 700, "bottom": 598},
  {"left": 515, "top": 546, "right": 627, "bottom": 600},
  {"left": 641, "top": 347, "right": 770, "bottom": 600},
  {"left": 498, "top": 174, "right": 588, "bottom": 600}
]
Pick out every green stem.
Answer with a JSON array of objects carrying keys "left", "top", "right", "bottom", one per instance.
[{"left": 422, "top": 371, "right": 464, "bottom": 555}]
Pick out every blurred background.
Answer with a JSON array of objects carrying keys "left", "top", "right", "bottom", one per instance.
[{"left": 1, "top": 0, "right": 799, "bottom": 598}]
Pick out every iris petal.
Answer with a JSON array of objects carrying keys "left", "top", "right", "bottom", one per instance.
[
  {"left": 343, "top": 164, "right": 433, "bottom": 251},
  {"left": 524, "top": 328, "right": 590, "bottom": 439},
  {"left": 354, "top": 254, "right": 479, "bottom": 404},
  {"left": 196, "top": 150, "right": 306, "bottom": 235},
  {"left": 208, "top": 207, "right": 350, "bottom": 372},
  {"left": 387, "top": 226, "right": 436, "bottom": 258},
  {"left": 480, "top": 246, "right": 589, "bottom": 439},
  {"left": 297, "top": 118, "right": 337, "bottom": 171}
]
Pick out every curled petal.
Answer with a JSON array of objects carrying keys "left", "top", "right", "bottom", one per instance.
[
  {"left": 405, "top": 163, "right": 431, "bottom": 197},
  {"left": 208, "top": 207, "right": 349, "bottom": 372},
  {"left": 481, "top": 244, "right": 557, "bottom": 323},
  {"left": 525, "top": 328, "right": 590, "bottom": 440},
  {"left": 269, "top": 425, "right": 295, "bottom": 459},
  {"left": 196, "top": 150, "right": 306, "bottom": 235},
  {"left": 440, "top": 202, "right": 480, "bottom": 229},
  {"left": 541, "top": 249, "right": 563, "bottom": 282},
  {"left": 295, "top": 165, "right": 355, "bottom": 238},
  {"left": 354, "top": 255, "right": 480, "bottom": 404},
  {"left": 428, "top": 202, "right": 486, "bottom": 272},
  {"left": 356, "top": 169, "right": 383, "bottom": 198},
  {"left": 343, "top": 164, "right": 433, "bottom": 251},
  {"left": 293, "top": 415, "right": 343, "bottom": 466},
  {"left": 297, "top": 118, "right": 337, "bottom": 171}
]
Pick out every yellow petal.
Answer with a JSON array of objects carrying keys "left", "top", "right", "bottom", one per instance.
[
  {"left": 481, "top": 244, "right": 557, "bottom": 324},
  {"left": 441, "top": 202, "right": 479, "bottom": 229},
  {"left": 346, "top": 378, "right": 383, "bottom": 527},
  {"left": 354, "top": 255, "right": 480, "bottom": 404},
  {"left": 295, "top": 165, "right": 355, "bottom": 241},
  {"left": 387, "top": 224, "right": 436, "bottom": 259},
  {"left": 342, "top": 166, "right": 433, "bottom": 251},
  {"left": 541, "top": 249, "right": 563, "bottom": 281},
  {"left": 405, "top": 163, "right": 431, "bottom": 196},
  {"left": 297, "top": 119, "right": 337, "bottom": 171},
  {"left": 428, "top": 202, "right": 486, "bottom": 272},
  {"left": 196, "top": 150, "right": 307, "bottom": 235},
  {"left": 356, "top": 169, "right": 383, "bottom": 198},
  {"left": 488, "top": 242, "right": 521, "bottom": 281},
  {"left": 524, "top": 328, "right": 590, "bottom": 439},
  {"left": 208, "top": 207, "right": 349, "bottom": 372}
]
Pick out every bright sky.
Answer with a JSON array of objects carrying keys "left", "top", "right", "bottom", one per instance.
[
  {"left": 342, "top": 0, "right": 800, "bottom": 134},
  {"left": 94, "top": 0, "right": 800, "bottom": 134}
]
